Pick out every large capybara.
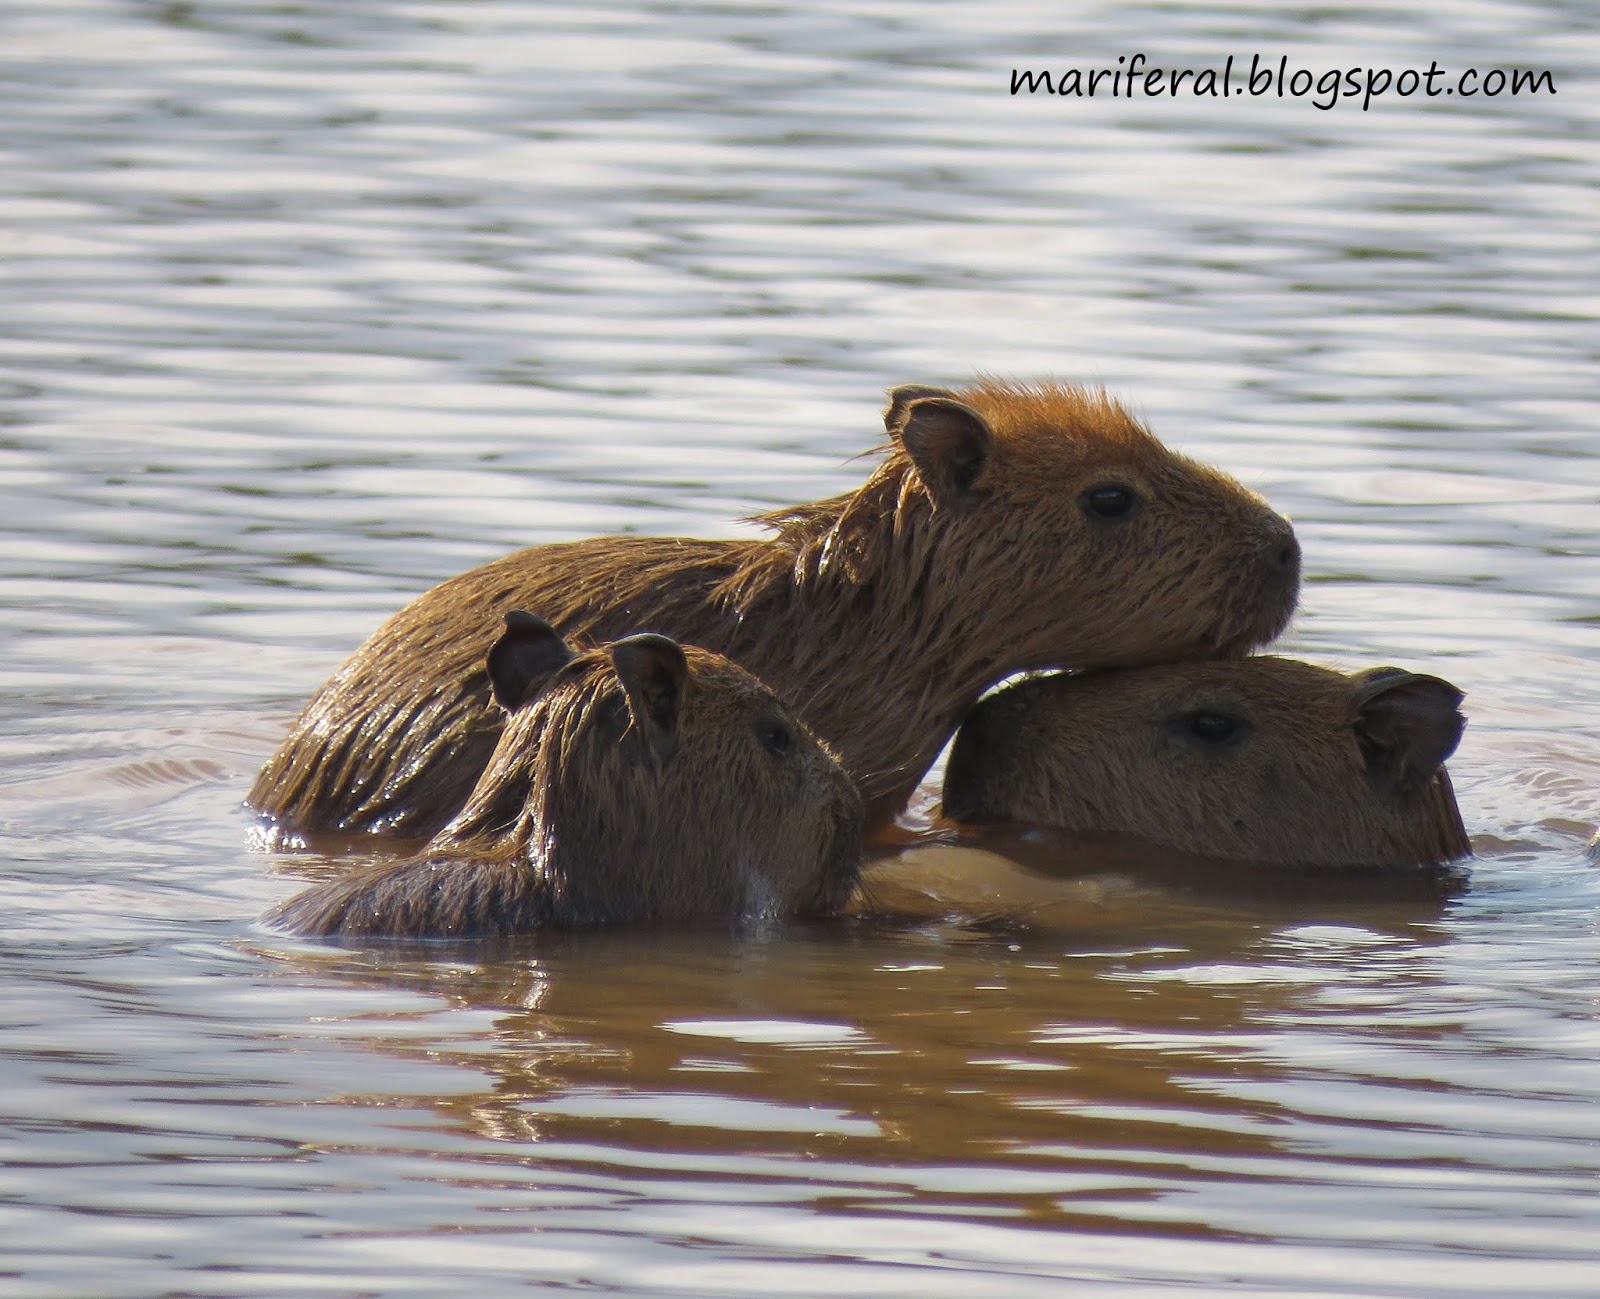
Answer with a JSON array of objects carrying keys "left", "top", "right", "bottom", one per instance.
[
  {"left": 251, "top": 379, "right": 1301, "bottom": 840},
  {"left": 943, "top": 658, "right": 1470, "bottom": 870},
  {"left": 269, "top": 613, "right": 863, "bottom": 938}
]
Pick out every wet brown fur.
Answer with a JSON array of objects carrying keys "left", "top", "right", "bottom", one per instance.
[
  {"left": 270, "top": 632, "right": 863, "bottom": 938},
  {"left": 251, "top": 379, "right": 1300, "bottom": 839},
  {"left": 943, "top": 657, "right": 1470, "bottom": 870}
]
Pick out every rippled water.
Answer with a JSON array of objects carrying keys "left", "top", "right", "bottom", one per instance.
[{"left": 2, "top": 1, "right": 1598, "bottom": 1294}]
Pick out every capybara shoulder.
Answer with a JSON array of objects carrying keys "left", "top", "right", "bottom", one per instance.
[
  {"left": 943, "top": 657, "right": 1469, "bottom": 870},
  {"left": 251, "top": 379, "right": 1300, "bottom": 839},
  {"left": 269, "top": 614, "right": 863, "bottom": 938}
]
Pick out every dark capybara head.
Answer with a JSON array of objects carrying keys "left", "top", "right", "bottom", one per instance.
[
  {"left": 472, "top": 614, "right": 865, "bottom": 921},
  {"left": 271, "top": 613, "right": 863, "bottom": 938},
  {"left": 873, "top": 380, "right": 1300, "bottom": 665},
  {"left": 943, "top": 658, "right": 1469, "bottom": 870}
]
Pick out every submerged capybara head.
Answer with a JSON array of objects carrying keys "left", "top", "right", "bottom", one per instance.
[
  {"left": 866, "top": 380, "right": 1300, "bottom": 666},
  {"left": 467, "top": 614, "right": 866, "bottom": 922},
  {"left": 271, "top": 613, "right": 863, "bottom": 938},
  {"left": 943, "top": 657, "right": 1470, "bottom": 870}
]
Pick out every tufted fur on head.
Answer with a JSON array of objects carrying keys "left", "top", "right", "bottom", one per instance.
[{"left": 269, "top": 614, "right": 863, "bottom": 938}]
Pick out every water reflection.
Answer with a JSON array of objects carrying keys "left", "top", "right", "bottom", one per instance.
[
  {"left": 241, "top": 844, "right": 1600, "bottom": 1288},
  {"left": 247, "top": 826, "right": 1470, "bottom": 1198},
  {"left": 858, "top": 827, "right": 1464, "bottom": 934},
  {"left": 257, "top": 923, "right": 1396, "bottom": 1191}
]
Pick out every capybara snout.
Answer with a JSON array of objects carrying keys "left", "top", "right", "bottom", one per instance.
[
  {"left": 944, "top": 657, "right": 1469, "bottom": 870},
  {"left": 270, "top": 614, "right": 863, "bottom": 939}
]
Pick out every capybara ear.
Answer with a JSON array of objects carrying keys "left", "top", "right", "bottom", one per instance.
[
  {"left": 893, "top": 395, "right": 994, "bottom": 509},
  {"left": 883, "top": 383, "right": 958, "bottom": 433},
  {"left": 1349, "top": 668, "right": 1466, "bottom": 797},
  {"left": 611, "top": 633, "right": 689, "bottom": 762},
  {"left": 486, "top": 611, "right": 575, "bottom": 712}
]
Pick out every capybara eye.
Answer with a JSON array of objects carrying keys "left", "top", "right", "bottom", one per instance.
[
  {"left": 1183, "top": 711, "right": 1242, "bottom": 745},
  {"left": 757, "top": 718, "right": 794, "bottom": 759},
  {"left": 1080, "top": 483, "right": 1138, "bottom": 519}
]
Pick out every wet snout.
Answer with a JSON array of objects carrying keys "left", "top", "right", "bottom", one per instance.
[
  {"left": 809, "top": 769, "right": 865, "bottom": 917},
  {"left": 1262, "top": 510, "right": 1301, "bottom": 587},
  {"left": 1239, "top": 509, "right": 1301, "bottom": 650}
]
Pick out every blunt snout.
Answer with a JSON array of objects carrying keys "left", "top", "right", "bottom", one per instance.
[
  {"left": 1261, "top": 510, "right": 1300, "bottom": 577},
  {"left": 1253, "top": 509, "right": 1301, "bottom": 607},
  {"left": 1232, "top": 509, "right": 1301, "bottom": 654}
]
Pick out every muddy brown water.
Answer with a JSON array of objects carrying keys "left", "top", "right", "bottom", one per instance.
[{"left": 2, "top": 2, "right": 1598, "bottom": 1295}]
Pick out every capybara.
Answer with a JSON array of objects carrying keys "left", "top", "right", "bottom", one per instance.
[
  {"left": 251, "top": 379, "right": 1301, "bottom": 840},
  {"left": 269, "top": 613, "right": 863, "bottom": 938},
  {"left": 943, "top": 658, "right": 1470, "bottom": 870}
]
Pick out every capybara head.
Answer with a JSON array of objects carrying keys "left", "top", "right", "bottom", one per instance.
[
  {"left": 271, "top": 613, "right": 863, "bottom": 938},
  {"left": 868, "top": 380, "right": 1300, "bottom": 666},
  {"left": 943, "top": 657, "right": 1469, "bottom": 870}
]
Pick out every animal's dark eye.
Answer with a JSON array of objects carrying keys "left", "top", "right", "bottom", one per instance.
[
  {"left": 1080, "top": 483, "right": 1138, "bottom": 520},
  {"left": 1184, "top": 712, "right": 1242, "bottom": 745},
  {"left": 757, "top": 717, "right": 794, "bottom": 759}
]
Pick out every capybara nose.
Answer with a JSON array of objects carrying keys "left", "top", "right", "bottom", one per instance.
[{"left": 1263, "top": 515, "right": 1300, "bottom": 577}]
